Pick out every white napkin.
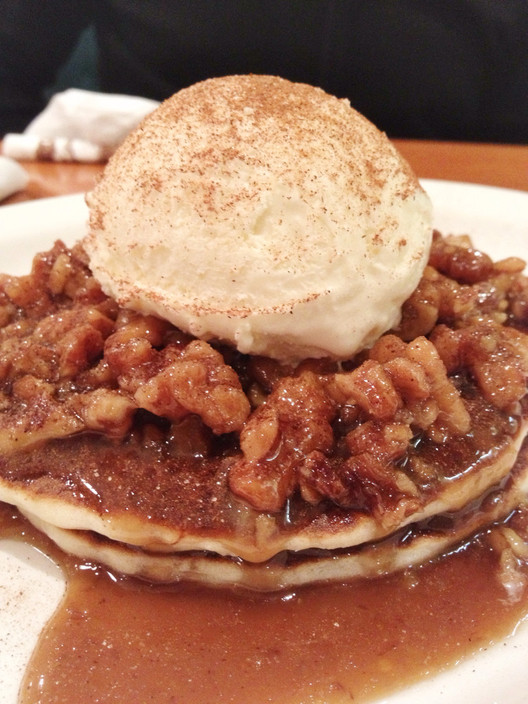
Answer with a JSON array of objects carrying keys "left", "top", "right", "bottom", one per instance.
[
  {"left": 2, "top": 88, "right": 159, "bottom": 163},
  {"left": 0, "top": 156, "right": 29, "bottom": 201}
]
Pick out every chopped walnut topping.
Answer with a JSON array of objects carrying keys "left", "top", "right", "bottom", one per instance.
[
  {"left": 133, "top": 340, "right": 250, "bottom": 435},
  {"left": 297, "top": 430, "right": 420, "bottom": 530},
  {"left": 1, "top": 233, "right": 528, "bottom": 520},
  {"left": 68, "top": 388, "right": 137, "bottom": 438},
  {"left": 398, "top": 231, "right": 528, "bottom": 340},
  {"left": 330, "top": 359, "right": 401, "bottom": 420},
  {"left": 228, "top": 332, "right": 471, "bottom": 513},
  {"left": 229, "top": 371, "right": 335, "bottom": 511},
  {"left": 431, "top": 323, "right": 528, "bottom": 410},
  {"left": 0, "top": 374, "right": 84, "bottom": 453}
]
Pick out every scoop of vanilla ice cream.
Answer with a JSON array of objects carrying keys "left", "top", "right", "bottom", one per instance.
[{"left": 84, "top": 75, "right": 432, "bottom": 362}]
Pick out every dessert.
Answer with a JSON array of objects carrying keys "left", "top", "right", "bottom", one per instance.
[{"left": 0, "top": 76, "right": 528, "bottom": 593}]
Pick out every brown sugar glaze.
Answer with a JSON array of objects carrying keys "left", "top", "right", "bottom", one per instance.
[{"left": 1, "top": 504, "right": 527, "bottom": 704}]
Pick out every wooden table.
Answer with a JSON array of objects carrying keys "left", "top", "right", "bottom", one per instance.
[{"left": 3, "top": 139, "right": 528, "bottom": 205}]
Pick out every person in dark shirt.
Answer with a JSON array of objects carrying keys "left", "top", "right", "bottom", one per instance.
[{"left": 1, "top": 0, "right": 526, "bottom": 142}]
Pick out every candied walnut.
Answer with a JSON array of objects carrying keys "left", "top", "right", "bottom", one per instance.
[
  {"left": 298, "top": 417, "right": 419, "bottom": 520},
  {"left": 0, "top": 241, "right": 108, "bottom": 319},
  {"left": 111, "top": 310, "right": 171, "bottom": 347},
  {"left": 404, "top": 336, "right": 470, "bottom": 435},
  {"left": 494, "top": 257, "right": 526, "bottom": 275},
  {"left": 330, "top": 360, "right": 400, "bottom": 420},
  {"left": 383, "top": 357, "right": 431, "bottom": 404},
  {"left": 1, "top": 306, "right": 114, "bottom": 384},
  {"left": 0, "top": 375, "right": 83, "bottom": 453},
  {"left": 509, "top": 275, "right": 528, "bottom": 324},
  {"left": 1, "top": 272, "right": 51, "bottom": 316},
  {"left": 44, "top": 242, "right": 107, "bottom": 305},
  {"left": 431, "top": 323, "right": 528, "bottom": 410},
  {"left": 0, "top": 336, "right": 57, "bottom": 382},
  {"left": 397, "top": 267, "right": 442, "bottom": 340},
  {"left": 11, "top": 374, "right": 55, "bottom": 401},
  {"left": 238, "top": 404, "right": 279, "bottom": 463},
  {"left": 0, "top": 244, "right": 252, "bottom": 454},
  {"left": 74, "top": 359, "right": 116, "bottom": 392},
  {"left": 133, "top": 340, "right": 250, "bottom": 435},
  {"left": 231, "top": 332, "right": 472, "bottom": 513},
  {"left": 360, "top": 334, "right": 469, "bottom": 436},
  {"left": 104, "top": 311, "right": 182, "bottom": 390},
  {"left": 105, "top": 333, "right": 158, "bottom": 386},
  {"left": 57, "top": 324, "right": 105, "bottom": 378},
  {"left": 1, "top": 242, "right": 67, "bottom": 316},
  {"left": 398, "top": 266, "right": 478, "bottom": 339},
  {"left": 68, "top": 388, "right": 136, "bottom": 438},
  {"left": 34, "top": 307, "right": 114, "bottom": 346},
  {"left": 398, "top": 233, "right": 528, "bottom": 340},
  {"left": 368, "top": 334, "right": 408, "bottom": 363},
  {"left": 429, "top": 231, "right": 494, "bottom": 284},
  {"left": 346, "top": 420, "right": 413, "bottom": 460},
  {"left": 297, "top": 442, "right": 419, "bottom": 529},
  {"left": 48, "top": 251, "right": 74, "bottom": 295},
  {"left": 229, "top": 371, "right": 335, "bottom": 511},
  {"left": 0, "top": 296, "right": 16, "bottom": 328}
]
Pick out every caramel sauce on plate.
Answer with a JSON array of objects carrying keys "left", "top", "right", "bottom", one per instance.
[{"left": 2, "top": 504, "right": 527, "bottom": 704}]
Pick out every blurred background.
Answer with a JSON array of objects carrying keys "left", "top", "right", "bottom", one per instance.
[{"left": 1, "top": 0, "right": 526, "bottom": 143}]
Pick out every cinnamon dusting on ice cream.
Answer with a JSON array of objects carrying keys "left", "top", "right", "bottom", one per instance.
[{"left": 84, "top": 74, "right": 432, "bottom": 362}]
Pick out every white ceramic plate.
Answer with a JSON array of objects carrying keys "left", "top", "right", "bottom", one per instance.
[{"left": 0, "top": 180, "right": 528, "bottom": 704}]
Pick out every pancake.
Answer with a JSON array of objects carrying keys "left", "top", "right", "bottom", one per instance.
[
  {"left": 1, "top": 232, "right": 528, "bottom": 588},
  {"left": 0, "top": 406, "right": 526, "bottom": 563},
  {"left": 19, "top": 439, "right": 528, "bottom": 590}
]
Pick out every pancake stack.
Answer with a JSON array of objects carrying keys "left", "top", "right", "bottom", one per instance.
[{"left": 1, "top": 76, "right": 528, "bottom": 590}]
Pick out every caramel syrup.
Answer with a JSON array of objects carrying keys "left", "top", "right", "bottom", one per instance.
[{"left": 1, "top": 504, "right": 527, "bottom": 704}]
